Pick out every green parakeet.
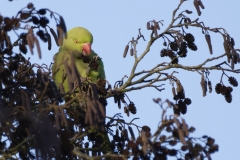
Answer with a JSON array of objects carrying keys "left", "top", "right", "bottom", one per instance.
[
  {"left": 52, "top": 27, "right": 105, "bottom": 94},
  {"left": 52, "top": 27, "right": 111, "bottom": 155}
]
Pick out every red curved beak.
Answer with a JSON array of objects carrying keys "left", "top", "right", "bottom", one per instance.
[{"left": 82, "top": 43, "right": 91, "bottom": 56}]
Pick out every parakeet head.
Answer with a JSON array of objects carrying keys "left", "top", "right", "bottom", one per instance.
[{"left": 62, "top": 27, "right": 93, "bottom": 57}]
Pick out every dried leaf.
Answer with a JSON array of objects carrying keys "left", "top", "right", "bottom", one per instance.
[
  {"left": 50, "top": 28, "right": 59, "bottom": 46},
  {"left": 123, "top": 44, "right": 129, "bottom": 58},
  {"left": 193, "top": 0, "right": 201, "bottom": 16},
  {"left": 205, "top": 34, "right": 213, "bottom": 54}
]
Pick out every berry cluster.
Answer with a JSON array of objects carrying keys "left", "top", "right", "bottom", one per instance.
[
  {"left": 172, "top": 81, "right": 192, "bottom": 115},
  {"left": 160, "top": 33, "right": 198, "bottom": 64},
  {"left": 184, "top": 33, "right": 198, "bottom": 51},
  {"left": 214, "top": 76, "right": 238, "bottom": 103},
  {"left": 215, "top": 83, "right": 233, "bottom": 103}
]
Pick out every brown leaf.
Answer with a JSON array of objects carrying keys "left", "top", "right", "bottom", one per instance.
[{"left": 205, "top": 34, "right": 213, "bottom": 54}]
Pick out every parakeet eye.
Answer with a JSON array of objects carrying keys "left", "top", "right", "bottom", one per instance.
[{"left": 75, "top": 40, "right": 78, "bottom": 44}]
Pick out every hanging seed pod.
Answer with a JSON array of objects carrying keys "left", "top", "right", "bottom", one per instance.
[
  {"left": 198, "top": 0, "right": 205, "bottom": 9},
  {"left": 226, "top": 34, "right": 231, "bottom": 43},
  {"left": 172, "top": 86, "right": 176, "bottom": 96},
  {"left": 124, "top": 106, "right": 129, "bottom": 117},
  {"left": 223, "top": 40, "right": 229, "bottom": 54},
  {"left": 57, "top": 25, "right": 63, "bottom": 46},
  {"left": 205, "top": 34, "right": 213, "bottom": 54},
  {"left": 230, "top": 38, "right": 235, "bottom": 48},
  {"left": 184, "top": 19, "right": 188, "bottom": 29},
  {"left": 185, "top": 10, "right": 193, "bottom": 14},
  {"left": 46, "top": 33, "right": 51, "bottom": 50},
  {"left": 128, "top": 126, "right": 135, "bottom": 141},
  {"left": 123, "top": 44, "right": 129, "bottom": 58},
  {"left": 208, "top": 81, "right": 212, "bottom": 93},
  {"left": 146, "top": 22, "right": 150, "bottom": 30},
  {"left": 38, "top": 9, "right": 46, "bottom": 15},
  {"left": 153, "top": 26, "right": 158, "bottom": 37},
  {"left": 34, "top": 36, "right": 42, "bottom": 59},
  {"left": 150, "top": 24, "right": 154, "bottom": 30},
  {"left": 20, "top": 12, "right": 31, "bottom": 20},
  {"left": 193, "top": 0, "right": 201, "bottom": 16},
  {"left": 19, "top": 43, "right": 27, "bottom": 54},
  {"left": 200, "top": 81, "right": 206, "bottom": 97},
  {"left": 124, "top": 129, "right": 129, "bottom": 141},
  {"left": 228, "top": 76, "right": 238, "bottom": 87},
  {"left": 163, "top": 41, "right": 167, "bottom": 46},
  {"left": 154, "top": 20, "right": 160, "bottom": 30},
  {"left": 118, "top": 98, "right": 121, "bottom": 109},
  {"left": 231, "top": 57, "right": 234, "bottom": 70},
  {"left": 130, "top": 48, "right": 134, "bottom": 56},
  {"left": 31, "top": 16, "right": 39, "bottom": 25},
  {"left": 26, "top": 34, "right": 33, "bottom": 55},
  {"left": 59, "top": 16, "right": 67, "bottom": 39},
  {"left": 50, "top": 28, "right": 59, "bottom": 46}
]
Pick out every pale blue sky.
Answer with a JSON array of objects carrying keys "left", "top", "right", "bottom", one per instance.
[{"left": 1, "top": 0, "right": 240, "bottom": 159}]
